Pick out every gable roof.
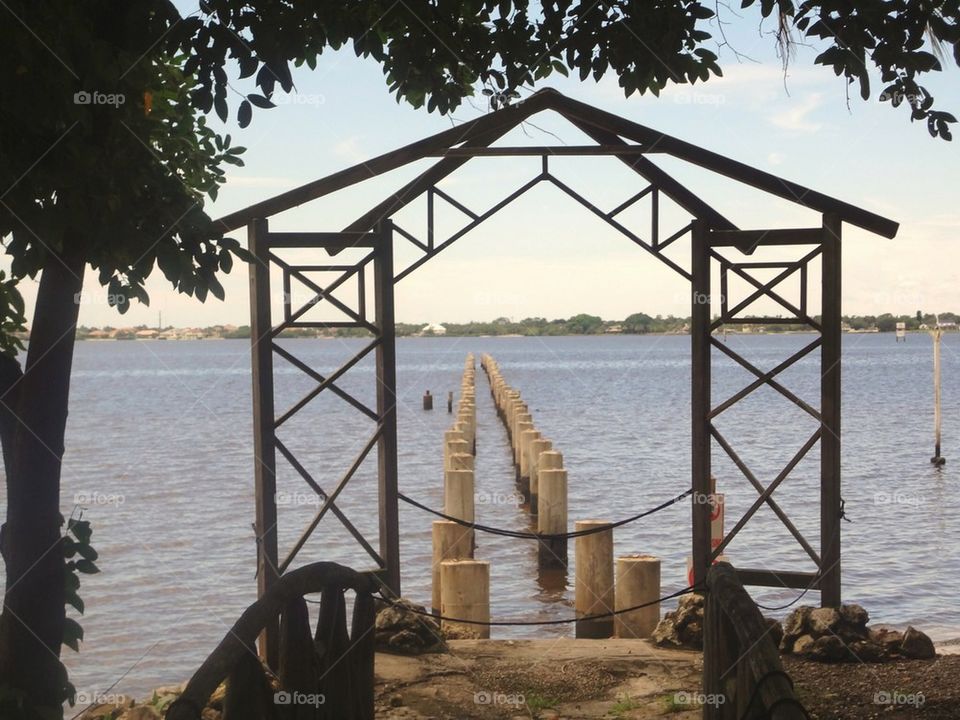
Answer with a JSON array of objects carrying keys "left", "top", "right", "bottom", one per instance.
[{"left": 214, "top": 87, "right": 898, "bottom": 239}]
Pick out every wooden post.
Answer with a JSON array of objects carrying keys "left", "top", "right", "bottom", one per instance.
[
  {"left": 440, "top": 560, "right": 490, "bottom": 639},
  {"left": 444, "top": 469, "right": 475, "bottom": 529},
  {"left": 932, "top": 327, "right": 945, "bottom": 465},
  {"left": 614, "top": 555, "right": 661, "bottom": 639},
  {"left": 538, "top": 467, "right": 568, "bottom": 569},
  {"left": 443, "top": 429, "right": 466, "bottom": 470},
  {"left": 447, "top": 391, "right": 453, "bottom": 413},
  {"left": 422, "top": 391, "right": 433, "bottom": 410},
  {"left": 449, "top": 452, "right": 475, "bottom": 472},
  {"left": 432, "top": 521, "right": 472, "bottom": 614},
  {"left": 249, "top": 217, "right": 279, "bottom": 666},
  {"left": 445, "top": 438, "right": 470, "bottom": 470},
  {"left": 514, "top": 418, "right": 534, "bottom": 478},
  {"left": 574, "top": 520, "right": 614, "bottom": 639},
  {"left": 691, "top": 220, "right": 712, "bottom": 591},
  {"left": 375, "top": 219, "right": 401, "bottom": 596},
  {"left": 820, "top": 213, "right": 842, "bottom": 608},
  {"left": 518, "top": 428, "right": 541, "bottom": 499},
  {"left": 528, "top": 438, "right": 553, "bottom": 514}
]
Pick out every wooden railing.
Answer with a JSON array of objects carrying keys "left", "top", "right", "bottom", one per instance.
[
  {"left": 166, "top": 562, "right": 378, "bottom": 720},
  {"left": 703, "top": 562, "right": 807, "bottom": 719}
]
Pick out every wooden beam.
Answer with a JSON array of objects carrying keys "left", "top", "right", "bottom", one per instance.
[
  {"left": 820, "top": 214, "right": 843, "bottom": 608},
  {"left": 426, "top": 144, "right": 646, "bottom": 156},
  {"left": 734, "top": 567, "right": 820, "bottom": 591},
  {"left": 709, "top": 228, "right": 823, "bottom": 252},
  {"left": 248, "top": 217, "right": 279, "bottom": 668},
  {"left": 375, "top": 220, "right": 401, "bottom": 595},
  {"left": 549, "top": 92, "right": 899, "bottom": 239},
  {"left": 563, "top": 117, "right": 737, "bottom": 231},
  {"left": 214, "top": 91, "right": 556, "bottom": 233},
  {"left": 691, "top": 221, "right": 712, "bottom": 589},
  {"left": 266, "top": 231, "right": 378, "bottom": 249}
]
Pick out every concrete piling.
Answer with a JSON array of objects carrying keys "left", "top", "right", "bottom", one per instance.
[
  {"left": 431, "top": 520, "right": 472, "bottom": 615},
  {"left": 537, "top": 468, "right": 568, "bottom": 569},
  {"left": 574, "top": 520, "right": 614, "bottom": 639},
  {"left": 440, "top": 559, "right": 490, "bottom": 639},
  {"left": 614, "top": 554, "right": 661, "bottom": 639}
]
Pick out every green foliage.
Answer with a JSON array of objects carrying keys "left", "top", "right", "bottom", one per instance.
[{"left": 59, "top": 510, "right": 100, "bottom": 706}]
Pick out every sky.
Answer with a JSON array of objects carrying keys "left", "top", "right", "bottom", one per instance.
[{"left": 15, "top": 6, "right": 960, "bottom": 327}]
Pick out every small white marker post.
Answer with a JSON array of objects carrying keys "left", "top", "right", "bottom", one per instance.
[{"left": 932, "top": 324, "right": 945, "bottom": 466}]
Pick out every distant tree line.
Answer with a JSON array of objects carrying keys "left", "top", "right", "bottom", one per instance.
[{"left": 62, "top": 311, "right": 960, "bottom": 342}]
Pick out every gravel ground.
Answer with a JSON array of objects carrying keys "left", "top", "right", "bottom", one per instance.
[{"left": 786, "top": 655, "right": 960, "bottom": 719}]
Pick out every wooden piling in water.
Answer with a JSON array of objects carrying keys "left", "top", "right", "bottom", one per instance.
[
  {"left": 423, "top": 391, "right": 433, "bottom": 410},
  {"left": 431, "top": 521, "right": 472, "bottom": 614},
  {"left": 518, "top": 428, "right": 541, "bottom": 500},
  {"left": 537, "top": 467, "right": 568, "bottom": 569},
  {"left": 614, "top": 554, "right": 661, "bottom": 639},
  {"left": 527, "top": 438, "right": 553, "bottom": 514},
  {"left": 440, "top": 560, "right": 490, "bottom": 639},
  {"left": 574, "top": 520, "right": 614, "bottom": 639}
]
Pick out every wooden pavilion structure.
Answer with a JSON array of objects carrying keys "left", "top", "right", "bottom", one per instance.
[{"left": 215, "top": 87, "right": 898, "bottom": 661}]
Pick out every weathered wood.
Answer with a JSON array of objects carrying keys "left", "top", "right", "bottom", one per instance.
[
  {"left": 214, "top": 91, "right": 556, "bottom": 232},
  {"left": 222, "top": 641, "right": 278, "bottom": 720},
  {"left": 564, "top": 118, "right": 737, "bottom": 232},
  {"left": 428, "top": 144, "right": 647, "bottom": 156},
  {"left": 167, "top": 563, "right": 375, "bottom": 720},
  {"left": 704, "top": 563, "right": 807, "bottom": 719},
  {"left": 249, "top": 217, "right": 280, "bottom": 667},
  {"left": 316, "top": 585, "right": 351, "bottom": 719},
  {"left": 278, "top": 596, "right": 318, "bottom": 709},
  {"left": 734, "top": 568, "right": 820, "bottom": 590},
  {"left": 820, "top": 213, "right": 843, "bottom": 608},
  {"left": 690, "top": 221, "right": 712, "bottom": 588},
  {"left": 550, "top": 91, "right": 898, "bottom": 239},
  {"left": 349, "top": 591, "right": 377, "bottom": 720},
  {"left": 374, "top": 220, "right": 401, "bottom": 595}
]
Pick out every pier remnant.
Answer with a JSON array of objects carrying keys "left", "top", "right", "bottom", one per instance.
[
  {"left": 441, "top": 559, "right": 490, "bottom": 639},
  {"left": 614, "top": 554, "right": 661, "bottom": 639},
  {"left": 574, "top": 520, "right": 615, "bottom": 639}
]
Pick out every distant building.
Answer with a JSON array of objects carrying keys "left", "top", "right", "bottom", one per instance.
[
  {"left": 419, "top": 323, "right": 446, "bottom": 336},
  {"left": 135, "top": 329, "right": 159, "bottom": 339}
]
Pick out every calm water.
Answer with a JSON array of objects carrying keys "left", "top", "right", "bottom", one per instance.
[{"left": 1, "top": 333, "right": 957, "bottom": 698}]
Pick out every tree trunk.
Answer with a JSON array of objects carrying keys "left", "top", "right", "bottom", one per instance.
[{"left": 0, "top": 245, "right": 85, "bottom": 711}]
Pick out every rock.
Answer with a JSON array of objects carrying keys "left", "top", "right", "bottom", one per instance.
[
  {"left": 869, "top": 627, "right": 904, "bottom": 653},
  {"left": 806, "top": 635, "right": 847, "bottom": 662},
  {"left": 900, "top": 626, "right": 936, "bottom": 659},
  {"left": 782, "top": 606, "right": 813, "bottom": 638},
  {"left": 840, "top": 604, "right": 869, "bottom": 628},
  {"left": 809, "top": 607, "right": 841, "bottom": 635},
  {"left": 389, "top": 694, "right": 404, "bottom": 707},
  {"left": 81, "top": 701, "right": 134, "bottom": 720},
  {"left": 374, "top": 598, "right": 447, "bottom": 654},
  {"left": 792, "top": 634, "right": 816, "bottom": 655},
  {"left": 652, "top": 594, "right": 704, "bottom": 650},
  {"left": 201, "top": 709, "right": 221, "bottom": 720},
  {"left": 849, "top": 640, "right": 885, "bottom": 663},
  {"left": 208, "top": 683, "right": 226, "bottom": 710},
  {"left": 120, "top": 707, "right": 161, "bottom": 720}
]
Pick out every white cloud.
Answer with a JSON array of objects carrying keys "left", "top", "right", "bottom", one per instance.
[{"left": 769, "top": 92, "right": 824, "bottom": 132}]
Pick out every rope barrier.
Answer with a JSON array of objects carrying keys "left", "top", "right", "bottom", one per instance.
[
  {"left": 398, "top": 487, "right": 693, "bottom": 540},
  {"left": 377, "top": 585, "right": 699, "bottom": 626}
]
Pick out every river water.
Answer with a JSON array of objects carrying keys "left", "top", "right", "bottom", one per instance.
[{"left": 1, "top": 333, "right": 956, "bottom": 698}]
